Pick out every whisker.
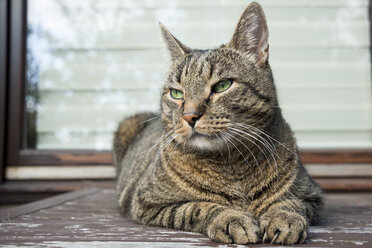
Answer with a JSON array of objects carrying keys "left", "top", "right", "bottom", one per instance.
[
  {"left": 231, "top": 127, "right": 279, "bottom": 180},
  {"left": 220, "top": 133, "right": 232, "bottom": 160},
  {"left": 153, "top": 131, "right": 177, "bottom": 170},
  {"left": 230, "top": 126, "right": 281, "bottom": 165},
  {"left": 234, "top": 123, "right": 289, "bottom": 165},
  {"left": 229, "top": 128, "right": 271, "bottom": 166},
  {"left": 140, "top": 130, "right": 173, "bottom": 154},
  {"left": 213, "top": 133, "right": 224, "bottom": 157},
  {"left": 234, "top": 123, "right": 276, "bottom": 151},
  {"left": 162, "top": 136, "right": 180, "bottom": 166},
  {"left": 137, "top": 115, "right": 160, "bottom": 125},
  {"left": 236, "top": 123, "right": 295, "bottom": 155},
  {"left": 232, "top": 123, "right": 287, "bottom": 182},
  {"left": 182, "top": 138, "right": 186, "bottom": 154},
  {"left": 224, "top": 132, "right": 259, "bottom": 168},
  {"left": 230, "top": 127, "right": 272, "bottom": 156}
]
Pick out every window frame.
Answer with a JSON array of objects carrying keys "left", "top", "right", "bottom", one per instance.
[
  {"left": 1, "top": 0, "right": 372, "bottom": 182},
  {"left": 0, "top": 0, "right": 9, "bottom": 183}
]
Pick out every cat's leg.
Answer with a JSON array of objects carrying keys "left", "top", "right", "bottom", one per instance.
[
  {"left": 259, "top": 199, "right": 308, "bottom": 244},
  {"left": 133, "top": 201, "right": 261, "bottom": 244}
]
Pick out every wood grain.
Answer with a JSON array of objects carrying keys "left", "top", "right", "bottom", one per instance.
[
  {"left": 0, "top": 180, "right": 115, "bottom": 204},
  {"left": 305, "top": 164, "right": 372, "bottom": 177},
  {"left": 18, "top": 150, "right": 112, "bottom": 166},
  {"left": 301, "top": 149, "right": 372, "bottom": 164},
  {"left": 314, "top": 178, "right": 372, "bottom": 191},
  {"left": 0, "top": 189, "right": 371, "bottom": 247},
  {"left": 6, "top": 166, "right": 115, "bottom": 180},
  {"left": 0, "top": 188, "right": 98, "bottom": 221}
]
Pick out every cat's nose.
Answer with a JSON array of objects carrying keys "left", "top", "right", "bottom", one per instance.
[{"left": 183, "top": 112, "right": 201, "bottom": 128}]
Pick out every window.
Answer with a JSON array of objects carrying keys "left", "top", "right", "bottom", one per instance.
[{"left": 2, "top": 0, "right": 372, "bottom": 187}]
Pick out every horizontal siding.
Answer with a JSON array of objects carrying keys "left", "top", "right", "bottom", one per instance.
[
  {"left": 41, "top": 47, "right": 372, "bottom": 65},
  {"left": 48, "top": 8, "right": 368, "bottom": 23},
  {"left": 29, "top": 7, "right": 370, "bottom": 23},
  {"left": 39, "top": 87, "right": 371, "bottom": 106},
  {"left": 30, "top": 22, "right": 370, "bottom": 49},
  {"left": 27, "top": 0, "right": 372, "bottom": 150},
  {"left": 36, "top": 105, "right": 371, "bottom": 132},
  {"left": 38, "top": 63, "right": 371, "bottom": 90},
  {"left": 35, "top": 0, "right": 369, "bottom": 8}
]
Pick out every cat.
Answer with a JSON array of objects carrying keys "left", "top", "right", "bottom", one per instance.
[{"left": 113, "top": 2, "right": 322, "bottom": 245}]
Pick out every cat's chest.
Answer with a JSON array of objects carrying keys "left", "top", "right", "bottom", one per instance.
[{"left": 163, "top": 156, "right": 260, "bottom": 202}]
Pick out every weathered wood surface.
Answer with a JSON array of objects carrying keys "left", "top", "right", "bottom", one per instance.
[{"left": 0, "top": 189, "right": 371, "bottom": 247}]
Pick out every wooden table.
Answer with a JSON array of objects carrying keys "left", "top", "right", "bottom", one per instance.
[{"left": 0, "top": 188, "right": 371, "bottom": 247}]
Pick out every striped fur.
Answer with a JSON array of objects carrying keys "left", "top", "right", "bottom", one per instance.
[{"left": 114, "top": 2, "right": 322, "bottom": 245}]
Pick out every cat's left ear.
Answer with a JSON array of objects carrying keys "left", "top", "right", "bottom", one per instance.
[
  {"left": 227, "top": 2, "right": 269, "bottom": 65},
  {"left": 159, "top": 22, "right": 191, "bottom": 61}
]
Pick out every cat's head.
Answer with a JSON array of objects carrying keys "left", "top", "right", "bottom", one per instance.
[{"left": 160, "top": 2, "right": 278, "bottom": 152}]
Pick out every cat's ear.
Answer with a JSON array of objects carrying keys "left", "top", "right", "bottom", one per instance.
[
  {"left": 227, "top": 2, "right": 269, "bottom": 65},
  {"left": 159, "top": 22, "right": 191, "bottom": 61}
]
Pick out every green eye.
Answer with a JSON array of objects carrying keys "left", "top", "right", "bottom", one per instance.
[
  {"left": 213, "top": 79, "right": 232, "bottom": 93},
  {"left": 170, "top": 89, "right": 184, "bottom": 99}
]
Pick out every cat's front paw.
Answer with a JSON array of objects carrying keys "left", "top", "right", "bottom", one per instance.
[
  {"left": 206, "top": 209, "right": 260, "bottom": 244},
  {"left": 260, "top": 211, "right": 308, "bottom": 244}
]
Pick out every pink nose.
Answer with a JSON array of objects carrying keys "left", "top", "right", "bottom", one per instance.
[{"left": 183, "top": 113, "right": 201, "bottom": 128}]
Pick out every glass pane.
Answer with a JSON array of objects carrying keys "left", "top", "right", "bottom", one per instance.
[{"left": 25, "top": 0, "right": 372, "bottom": 150}]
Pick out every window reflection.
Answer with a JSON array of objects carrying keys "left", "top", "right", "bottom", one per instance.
[
  {"left": 25, "top": 0, "right": 371, "bottom": 150},
  {"left": 26, "top": 0, "right": 167, "bottom": 150}
]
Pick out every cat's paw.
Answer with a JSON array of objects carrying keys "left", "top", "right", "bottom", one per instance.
[
  {"left": 260, "top": 211, "right": 308, "bottom": 244},
  {"left": 206, "top": 209, "right": 260, "bottom": 244}
]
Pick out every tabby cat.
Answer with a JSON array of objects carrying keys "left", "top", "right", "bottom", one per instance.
[{"left": 114, "top": 2, "right": 322, "bottom": 245}]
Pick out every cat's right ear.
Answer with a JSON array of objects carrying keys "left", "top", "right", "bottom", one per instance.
[
  {"left": 227, "top": 2, "right": 269, "bottom": 65},
  {"left": 159, "top": 22, "right": 191, "bottom": 61}
]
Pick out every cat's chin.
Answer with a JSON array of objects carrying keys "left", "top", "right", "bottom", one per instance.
[{"left": 188, "top": 133, "right": 221, "bottom": 151}]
